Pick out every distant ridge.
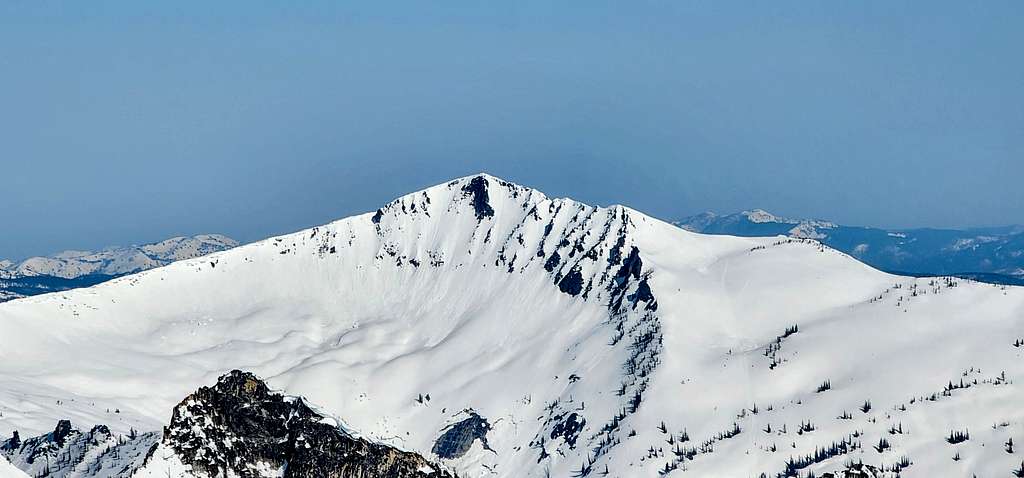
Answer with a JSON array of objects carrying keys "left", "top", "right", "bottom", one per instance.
[
  {"left": 676, "top": 210, "right": 1024, "bottom": 285},
  {"left": 0, "top": 234, "right": 238, "bottom": 302}
]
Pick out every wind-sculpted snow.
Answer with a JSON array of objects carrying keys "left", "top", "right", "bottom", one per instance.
[{"left": 1, "top": 174, "right": 1024, "bottom": 477}]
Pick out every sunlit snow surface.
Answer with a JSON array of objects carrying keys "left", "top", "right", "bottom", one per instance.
[
  {"left": 1, "top": 175, "right": 1023, "bottom": 477},
  {"left": 0, "top": 456, "right": 29, "bottom": 478}
]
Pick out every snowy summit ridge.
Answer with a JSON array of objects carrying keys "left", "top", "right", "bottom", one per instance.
[{"left": 1, "top": 174, "right": 1024, "bottom": 478}]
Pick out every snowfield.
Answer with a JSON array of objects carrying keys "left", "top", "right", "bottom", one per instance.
[
  {"left": 0, "top": 456, "right": 28, "bottom": 478},
  {"left": 1, "top": 174, "right": 1023, "bottom": 477}
]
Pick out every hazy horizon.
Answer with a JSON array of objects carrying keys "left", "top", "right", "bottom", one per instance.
[
  {"left": 3, "top": 2, "right": 1022, "bottom": 259},
  {"left": 4, "top": 172, "right": 1022, "bottom": 262}
]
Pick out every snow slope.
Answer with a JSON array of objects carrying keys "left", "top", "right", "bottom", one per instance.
[
  {"left": 1, "top": 175, "right": 1023, "bottom": 477},
  {"left": 0, "top": 456, "right": 29, "bottom": 478}
]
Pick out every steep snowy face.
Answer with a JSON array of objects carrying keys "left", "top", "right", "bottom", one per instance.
[
  {"left": 2, "top": 174, "right": 1024, "bottom": 478},
  {"left": 0, "top": 174, "right": 660, "bottom": 477}
]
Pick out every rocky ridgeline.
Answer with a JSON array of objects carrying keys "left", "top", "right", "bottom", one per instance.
[
  {"left": 1, "top": 371, "right": 452, "bottom": 478},
  {"left": 0, "top": 420, "right": 157, "bottom": 478},
  {"left": 158, "top": 370, "right": 452, "bottom": 478}
]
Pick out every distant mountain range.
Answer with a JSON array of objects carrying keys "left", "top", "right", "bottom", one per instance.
[
  {"left": 0, "top": 234, "right": 238, "bottom": 302},
  {"left": 676, "top": 209, "right": 1024, "bottom": 285}
]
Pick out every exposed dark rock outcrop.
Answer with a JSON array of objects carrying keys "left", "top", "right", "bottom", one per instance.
[
  {"left": 432, "top": 412, "right": 493, "bottom": 460},
  {"left": 460, "top": 176, "right": 495, "bottom": 220},
  {"left": 549, "top": 413, "right": 585, "bottom": 449},
  {"left": 820, "top": 462, "right": 883, "bottom": 478},
  {"left": 161, "top": 370, "right": 453, "bottom": 478},
  {"left": 543, "top": 251, "right": 561, "bottom": 272},
  {"left": 0, "top": 430, "right": 20, "bottom": 452},
  {"left": 557, "top": 267, "right": 585, "bottom": 296},
  {"left": 1, "top": 421, "right": 157, "bottom": 478}
]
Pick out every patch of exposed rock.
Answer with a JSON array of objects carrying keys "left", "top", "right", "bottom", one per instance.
[
  {"left": 0, "top": 420, "right": 157, "bottom": 478},
  {"left": 160, "top": 370, "right": 453, "bottom": 478}
]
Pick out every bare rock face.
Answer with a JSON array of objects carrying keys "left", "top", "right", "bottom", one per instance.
[
  {"left": 432, "top": 412, "right": 492, "bottom": 459},
  {"left": 0, "top": 421, "right": 157, "bottom": 478},
  {"left": 162, "top": 370, "right": 453, "bottom": 478}
]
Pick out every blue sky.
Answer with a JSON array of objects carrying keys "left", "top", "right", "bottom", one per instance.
[{"left": 2, "top": 1, "right": 1022, "bottom": 259}]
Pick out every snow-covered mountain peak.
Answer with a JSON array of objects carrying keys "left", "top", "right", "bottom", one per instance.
[
  {"left": 740, "top": 209, "right": 838, "bottom": 230},
  {"left": 139, "top": 234, "right": 237, "bottom": 258},
  {"left": 371, "top": 174, "right": 547, "bottom": 224},
  {"left": 743, "top": 208, "right": 787, "bottom": 224},
  {"left": 2, "top": 175, "right": 1024, "bottom": 478},
  {"left": 0, "top": 173, "right": 667, "bottom": 477}
]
